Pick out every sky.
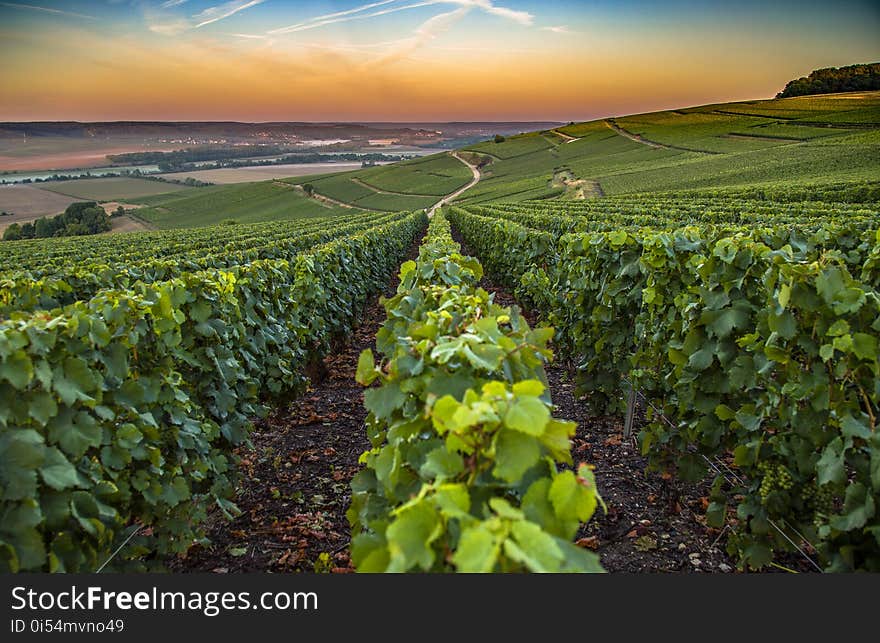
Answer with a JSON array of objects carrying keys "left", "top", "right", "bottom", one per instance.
[{"left": 0, "top": 0, "right": 878, "bottom": 122}]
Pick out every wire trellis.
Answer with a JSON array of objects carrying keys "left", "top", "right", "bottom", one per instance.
[{"left": 620, "top": 376, "right": 823, "bottom": 573}]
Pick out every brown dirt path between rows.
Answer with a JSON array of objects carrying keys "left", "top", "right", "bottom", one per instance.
[{"left": 169, "top": 235, "right": 423, "bottom": 573}]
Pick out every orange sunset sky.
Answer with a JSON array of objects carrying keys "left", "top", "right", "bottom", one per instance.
[{"left": 1, "top": 0, "right": 879, "bottom": 122}]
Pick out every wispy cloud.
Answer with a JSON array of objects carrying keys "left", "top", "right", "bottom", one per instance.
[
  {"left": 476, "top": 1, "right": 532, "bottom": 26},
  {"left": 0, "top": 1, "right": 96, "bottom": 20},
  {"left": 268, "top": 0, "right": 534, "bottom": 36},
  {"left": 268, "top": 1, "right": 434, "bottom": 35},
  {"left": 372, "top": 6, "right": 471, "bottom": 65},
  {"left": 148, "top": 17, "right": 192, "bottom": 36},
  {"left": 147, "top": 0, "right": 265, "bottom": 35},
  {"left": 193, "top": 0, "right": 264, "bottom": 29},
  {"left": 542, "top": 25, "right": 573, "bottom": 34}
]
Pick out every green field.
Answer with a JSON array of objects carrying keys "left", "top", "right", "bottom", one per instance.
[
  {"left": 3, "top": 86, "right": 880, "bottom": 575},
  {"left": 354, "top": 154, "right": 471, "bottom": 196},
  {"left": 283, "top": 152, "right": 467, "bottom": 211},
  {"left": 133, "top": 180, "right": 352, "bottom": 228},
  {"left": 38, "top": 177, "right": 194, "bottom": 201}
]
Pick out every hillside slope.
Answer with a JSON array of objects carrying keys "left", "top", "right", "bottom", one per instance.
[
  {"left": 456, "top": 91, "right": 880, "bottom": 204},
  {"left": 120, "top": 91, "right": 880, "bottom": 228}
]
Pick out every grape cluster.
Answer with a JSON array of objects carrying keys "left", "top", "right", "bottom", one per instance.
[
  {"left": 802, "top": 483, "right": 836, "bottom": 517},
  {"left": 758, "top": 462, "right": 793, "bottom": 503}
]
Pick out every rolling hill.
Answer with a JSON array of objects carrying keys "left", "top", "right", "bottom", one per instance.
[
  {"left": 274, "top": 91, "right": 880, "bottom": 215},
  {"left": 104, "top": 91, "right": 880, "bottom": 229}
]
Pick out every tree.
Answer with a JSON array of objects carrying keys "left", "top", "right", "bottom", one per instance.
[
  {"left": 2, "top": 223, "right": 22, "bottom": 241},
  {"left": 494, "top": 134, "right": 506, "bottom": 143},
  {"left": 303, "top": 183, "right": 315, "bottom": 196},
  {"left": 34, "top": 216, "right": 56, "bottom": 238},
  {"left": 777, "top": 62, "right": 880, "bottom": 98},
  {"left": 113, "top": 206, "right": 126, "bottom": 217}
]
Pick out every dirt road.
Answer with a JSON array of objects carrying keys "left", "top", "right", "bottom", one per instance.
[
  {"left": 428, "top": 152, "right": 481, "bottom": 217},
  {"left": 551, "top": 129, "right": 579, "bottom": 143},
  {"left": 605, "top": 120, "right": 720, "bottom": 154}
]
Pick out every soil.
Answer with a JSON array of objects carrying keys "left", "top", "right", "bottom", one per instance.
[
  {"left": 0, "top": 185, "right": 79, "bottom": 232},
  {"left": 484, "top": 282, "right": 737, "bottom": 573},
  {"left": 170, "top": 235, "right": 423, "bottom": 574},
  {"left": 108, "top": 214, "right": 151, "bottom": 233}
]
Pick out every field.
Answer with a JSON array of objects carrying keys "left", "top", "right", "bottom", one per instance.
[
  {"left": 0, "top": 185, "right": 80, "bottom": 232},
  {"left": 16, "top": 92, "right": 873, "bottom": 230},
  {"left": 38, "top": 177, "right": 194, "bottom": 201},
  {"left": 283, "top": 152, "right": 470, "bottom": 211},
  {"left": 0, "top": 136, "right": 177, "bottom": 171},
  {"left": 157, "top": 162, "right": 375, "bottom": 184},
  {"left": 133, "top": 180, "right": 353, "bottom": 228},
  {"left": 1, "top": 91, "right": 879, "bottom": 575}
]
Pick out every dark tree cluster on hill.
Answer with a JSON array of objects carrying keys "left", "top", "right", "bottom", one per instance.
[
  {"left": 776, "top": 62, "right": 880, "bottom": 98},
  {"left": 2, "top": 202, "right": 111, "bottom": 241}
]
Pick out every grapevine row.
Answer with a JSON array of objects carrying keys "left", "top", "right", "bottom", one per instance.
[
  {"left": 348, "top": 213, "right": 604, "bottom": 572},
  {"left": 0, "top": 211, "right": 427, "bottom": 572},
  {"left": 1, "top": 211, "right": 404, "bottom": 316},
  {"left": 448, "top": 205, "right": 880, "bottom": 571}
]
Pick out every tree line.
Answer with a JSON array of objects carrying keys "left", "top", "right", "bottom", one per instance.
[
  {"left": 109, "top": 148, "right": 413, "bottom": 172},
  {"left": 777, "top": 62, "right": 880, "bottom": 98}
]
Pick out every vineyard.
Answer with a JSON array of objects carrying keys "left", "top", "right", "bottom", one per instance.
[
  {"left": 0, "top": 210, "right": 427, "bottom": 572},
  {"left": 2, "top": 189, "right": 878, "bottom": 573},
  {"left": 447, "top": 195, "right": 880, "bottom": 571},
  {"left": 1, "top": 91, "right": 879, "bottom": 574}
]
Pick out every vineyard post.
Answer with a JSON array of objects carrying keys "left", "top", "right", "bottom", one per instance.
[{"left": 624, "top": 381, "right": 638, "bottom": 438}]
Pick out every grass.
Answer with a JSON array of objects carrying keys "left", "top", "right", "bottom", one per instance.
[
  {"left": 280, "top": 152, "right": 469, "bottom": 211},
  {"left": 133, "top": 181, "right": 352, "bottom": 228},
  {"left": 157, "top": 163, "right": 366, "bottom": 184},
  {"left": 355, "top": 154, "right": 471, "bottom": 196},
  {"left": 466, "top": 132, "right": 556, "bottom": 160},
  {"left": 352, "top": 192, "right": 437, "bottom": 211},
  {"left": 38, "top": 177, "right": 193, "bottom": 201}
]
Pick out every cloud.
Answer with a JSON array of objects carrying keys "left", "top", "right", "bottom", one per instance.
[
  {"left": 474, "top": 1, "right": 533, "bottom": 26},
  {"left": 268, "top": 0, "right": 534, "bottom": 36},
  {"left": 147, "top": 16, "right": 192, "bottom": 35},
  {"left": 269, "top": 1, "right": 436, "bottom": 35},
  {"left": 372, "top": 6, "right": 471, "bottom": 65},
  {"left": 542, "top": 25, "right": 572, "bottom": 34},
  {"left": 0, "top": 1, "right": 96, "bottom": 20},
  {"left": 193, "top": 0, "right": 265, "bottom": 29},
  {"left": 147, "top": 0, "right": 265, "bottom": 35},
  {"left": 302, "top": 0, "right": 400, "bottom": 23}
]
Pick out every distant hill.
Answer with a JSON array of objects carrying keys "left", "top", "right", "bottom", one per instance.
[
  {"left": 777, "top": 63, "right": 880, "bottom": 98},
  {"left": 0, "top": 121, "right": 561, "bottom": 148}
]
